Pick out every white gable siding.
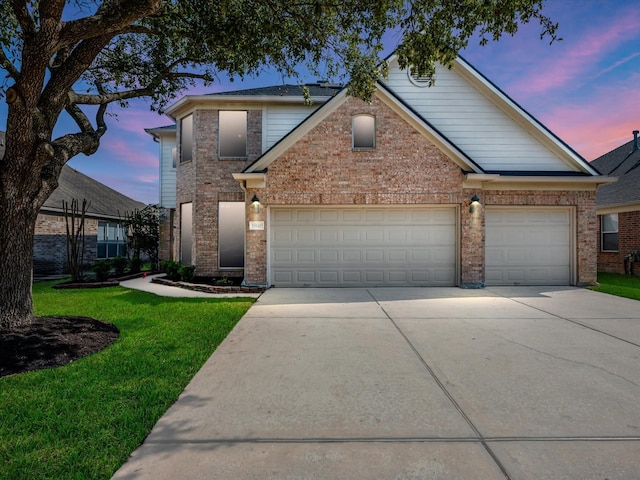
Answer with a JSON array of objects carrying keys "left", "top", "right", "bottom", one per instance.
[
  {"left": 159, "top": 134, "right": 177, "bottom": 208},
  {"left": 384, "top": 60, "right": 573, "bottom": 172},
  {"left": 263, "top": 105, "right": 319, "bottom": 152}
]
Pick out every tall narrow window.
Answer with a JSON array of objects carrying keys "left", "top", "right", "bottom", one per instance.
[
  {"left": 601, "top": 213, "right": 619, "bottom": 252},
  {"left": 352, "top": 114, "right": 375, "bottom": 149},
  {"left": 219, "top": 111, "right": 247, "bottom": 158},
  {"left": 180, "top": 114, "right": 193, "bottom": 163},
  {"left": 219, "top": 202, "right": 245, "bottom": 268},
  {"left": 181, "top": 203, "right": 193, "bottom": 265}
]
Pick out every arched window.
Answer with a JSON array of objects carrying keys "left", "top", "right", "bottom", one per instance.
[{"left": 352, "top": 114, "right": 375, "bottom": 150}]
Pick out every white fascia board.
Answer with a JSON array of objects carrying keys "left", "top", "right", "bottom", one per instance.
[
  {"left": 464, "top": 173, "right": 617, "bottom": 191},
  {"left": 452, "top": 57, "right": 600, "bottom": 176},
  {"left": 232, "top": 172, "right": 266, "bottom": 189},
  {"left": 374, "top": 84, "right": 483, "bottom": 173},
  {"left": 164, "top": 94, "right": 335, "bottom": 120},
  {"left": 243, "top": 89, "right": 350, "bottom": 173},
  {"left": 597, "top": 202, "right": 640, "bottom": 215}
]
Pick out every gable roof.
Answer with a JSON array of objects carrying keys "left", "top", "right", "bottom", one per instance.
[
  {"left": 591, "top": 134, "right": 640, "bottom": 209},
  {"left": 42, "top": 165, "right": 147, "bottom": 218},
  {"left": 239, "top": 57, "right": 607, "bottom": 183},
  {"left": 240, "top": 83, "right": 484, "bottom": 175}
]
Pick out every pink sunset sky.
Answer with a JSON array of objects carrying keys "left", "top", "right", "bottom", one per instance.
[{"left": 1, "top": 1, "right": 639, "bottom": 204}]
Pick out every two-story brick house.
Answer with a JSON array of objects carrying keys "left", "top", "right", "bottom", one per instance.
[{"left": 152, "top": 56, "right": 613, "bottom": 288}]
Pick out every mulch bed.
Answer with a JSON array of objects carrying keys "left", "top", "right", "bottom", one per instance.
[
  {"left": 0, "top": 317, "right": 119, "bottom": 378},
  {"left": 152, "top": 276, "right": 264, "bottom": 294}
]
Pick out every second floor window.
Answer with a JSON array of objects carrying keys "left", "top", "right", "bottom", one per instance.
[
  {"left": 219, "top": 110, "right": 247, "bottom": 158},
  {"left": 180, "top": 114, "right": 193, "bottom": 163},
  {"left": 353, "top": 114, "right": 375, "bottom": 150}
]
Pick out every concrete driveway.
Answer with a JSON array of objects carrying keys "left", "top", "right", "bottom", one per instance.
[{"left": 112, "top": 287, "right": 640, "bottom": 479}]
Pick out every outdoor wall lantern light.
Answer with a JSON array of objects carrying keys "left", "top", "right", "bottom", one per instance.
[
  {"left": 469, "top": 194, "right": 480, "bottom": 214},
  {"left": 251, "top": 194, "right": 261, "bottom": 213}
]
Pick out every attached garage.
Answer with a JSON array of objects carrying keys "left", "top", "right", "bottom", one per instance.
[
  {"left": 485, "top": 207, "right": 573, "bottom": 286},
  {"left": 269, "top": 206, "right": 457, "bottom": 287}
]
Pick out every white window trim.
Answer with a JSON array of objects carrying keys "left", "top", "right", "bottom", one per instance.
[{"left": 601, "top": 213, "right": 619, "bottom": 252}]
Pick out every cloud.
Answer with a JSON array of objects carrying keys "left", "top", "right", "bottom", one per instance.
[{"left": 539, "top": 76, "right": 640, "bottom": 160}]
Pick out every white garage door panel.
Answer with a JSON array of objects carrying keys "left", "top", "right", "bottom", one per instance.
[
  {"left": 486, "top": 208, "right": 572, "bottom": 286},
  {"left": 270, "top": 207, "right": 456, "bottom": 287}
]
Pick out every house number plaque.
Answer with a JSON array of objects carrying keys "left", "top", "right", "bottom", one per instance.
[{"left": 249, "top": 221, "right": 265, "bottom": 230}]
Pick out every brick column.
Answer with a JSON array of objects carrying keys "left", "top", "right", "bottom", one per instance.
[{"left": 460, "top": 192, "right": 485, "bottom": 288}]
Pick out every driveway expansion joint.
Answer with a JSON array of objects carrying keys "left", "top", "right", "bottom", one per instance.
[{"left": 366, "top": 289, "right": 513, "bottom": 480}]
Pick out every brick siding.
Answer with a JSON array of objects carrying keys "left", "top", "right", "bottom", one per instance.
[
  {"left": 597, "top": 210, "right": 640, "bottom": 275},
  {"left": 34, "top": 212, "right": 98, "bottom": 274}
]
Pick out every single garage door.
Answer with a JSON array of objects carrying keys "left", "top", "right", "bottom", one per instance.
[
  {"left": 270, "top": 207, "right": 457, "bottom": 287},
  {"left": 485, "top": 207, "right": 572, "bottom": 286}
]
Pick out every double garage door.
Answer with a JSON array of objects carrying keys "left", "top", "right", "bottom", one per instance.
[
  {"left": 270, "top": 207, "right": 457, "bottom": 287},
  {"left": 269, "top": 206, "right": 573, "bottom": 287}
]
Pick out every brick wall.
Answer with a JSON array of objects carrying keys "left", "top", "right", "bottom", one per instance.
[
  {"left": 176, "top": 108, "right": 262, "bottom": 276},
  {"left": 158, "top": 207, "right": 175, "bottom": 263},
  {"left": 34, "top": 212, "right": 98, "bottom": 274},
  {"left": 597, "top": 210, "right": 640, "bottom": 275}
]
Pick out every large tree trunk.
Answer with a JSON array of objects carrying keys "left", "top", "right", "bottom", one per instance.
[{"left": 0, "top": 195, "right": 38, "bottom": 329}]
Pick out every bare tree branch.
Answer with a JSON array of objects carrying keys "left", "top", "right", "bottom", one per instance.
[{"left": 0, "top": 47, "right": 19, "bottom": 79}]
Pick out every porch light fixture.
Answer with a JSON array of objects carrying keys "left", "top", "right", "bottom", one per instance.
[
  {"left": 469, "top": 194, "right": 480, "bottom": 214},
  {"left": 251, "top": 194, "right": 261, "bottom": 213}
]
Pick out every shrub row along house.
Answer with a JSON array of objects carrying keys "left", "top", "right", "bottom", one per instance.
[{"left": 147, "top": 55, "right": 615, "bottom": 288}]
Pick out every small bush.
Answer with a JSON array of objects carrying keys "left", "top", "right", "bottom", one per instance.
[
  {"left": 91, "top": 260, "right": 111, "bottom": 282},
  {"left": 110, "top": 257, "right": 128, "bottom": 277},
  {"left": 129, "top": 257, "right": 143, "bottom": 274},
  {"left": 179, "top": 265, "right": 196, "bottom": 282},
  {"left": 160, "top": 260, "right": 181, "bottom": 281}
]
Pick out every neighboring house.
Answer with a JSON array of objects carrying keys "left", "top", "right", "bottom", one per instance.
[
  {"left": 151, "top": 56, "right": 613, "bottom": 288},
  {"left": 35, "top": 165, "right": 146, "bottom": 274},
  {"left": 590, "top": 130, "right": 640, "bottom": 275}
]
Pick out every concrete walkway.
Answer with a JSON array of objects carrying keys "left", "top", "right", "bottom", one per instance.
[
  {"left": 120, "top": 274, "right": 262, "bottom": 298},
  {"left": 111, "top": 287, "right": 640, "bottom": 479}
]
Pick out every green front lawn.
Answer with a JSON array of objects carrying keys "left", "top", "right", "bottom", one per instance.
[
  {"left": 0, "top": 282, "right": 254, "bottom": 480},
  {"left": 589, "top": 272, "right": 640, "bottom": 301}
]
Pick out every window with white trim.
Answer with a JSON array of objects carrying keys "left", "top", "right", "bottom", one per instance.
[
  {"left": 601, "top": 213, "right": 619, "bottom": 251},
  {"left": 97, "top": 221, "right": 127, "bottom": 259},
  {"left": 219, "top": 111, "right": 247, "bottom": 158},
  {"left": 352, "top": 114, "right": 375, "bottom": 150}
]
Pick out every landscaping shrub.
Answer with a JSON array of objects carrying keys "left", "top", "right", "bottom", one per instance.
[
  {"left": 179, "top": 265, "right": 196, "bottom": 282},
  {"left": 160, "top": 260, "right": 181, "bottom": 281},
  {"left": 129, "top": 257, "right": 143, "bottom": 274},
  {"left": 91, "top": 260, "right": 111, "bottom": 281},
  {"left": 110, "top": 256, "right": 128, "bottom": 276}
]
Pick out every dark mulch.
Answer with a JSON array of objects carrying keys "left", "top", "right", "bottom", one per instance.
[{"left": 0, "top": 317, "right": 119, "bottom": 378}]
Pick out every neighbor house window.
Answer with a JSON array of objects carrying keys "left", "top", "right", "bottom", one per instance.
[
  {"left": 180, "top": 114, "right": 193, "bottom": 163},
  {"left": 601, "top": 213, "right": 619, "bottom": 251},
  {"left": 97, "top": 221, "right": 127, "bottom": 259},
  {"left": 180, "top": 202, "right": 193, "bottom": 265},
  {"left": 352, "top": 114, "right": 375, "bottom": 149},
  {"left": 219, "top": 202, "right": 245, "bottom": 268},
  {"left": 219, "top": 111, "right": 247, "bottom": 158}
]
